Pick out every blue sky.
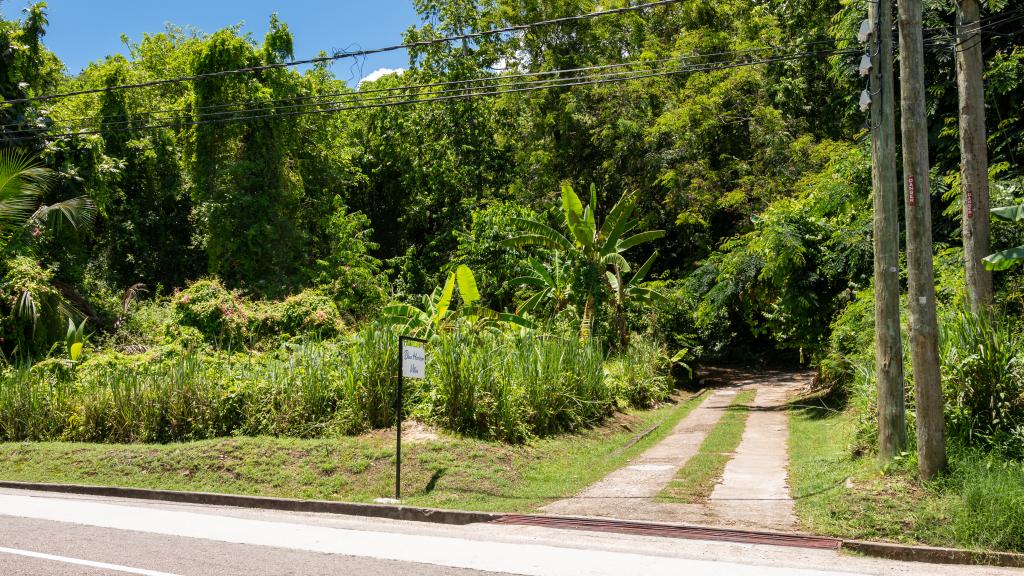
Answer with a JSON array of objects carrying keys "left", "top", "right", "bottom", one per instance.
[{"left": 1, "top": 0, "right": 422, "bottom": 83}]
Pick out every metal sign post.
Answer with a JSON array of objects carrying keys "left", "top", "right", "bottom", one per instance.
[{"left": 395, "top": 335, "right": 426, "bottom": 501}]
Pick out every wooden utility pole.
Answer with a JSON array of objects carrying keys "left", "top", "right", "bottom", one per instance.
[
  {"left": 897, "top": 0, "right": 945, "bottom": 480},
  {"left": 868, "top": 0, "right": 907, "bottom": 461},
  {"left": 956, "top": 0, "right": 993, "bottom": 312}
]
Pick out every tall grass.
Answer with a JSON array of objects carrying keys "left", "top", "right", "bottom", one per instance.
[
  {"left": 604, "top": 335, "right": 673, "bottom": 409},
  {"left": 0, "top": 323, "right": 632, "bottom": 444},
  {"left": 940, "top": 304, "right": 1024, "bottom": 456},
  {"left": 427, "top": 329, "right": 607, "bottom": 442}
]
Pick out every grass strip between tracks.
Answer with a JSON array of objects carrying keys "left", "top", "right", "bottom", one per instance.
[{"left": 656, "top": 389, "right": 756, "bottom": 503}]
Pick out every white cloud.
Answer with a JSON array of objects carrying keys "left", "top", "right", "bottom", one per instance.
[{"left": 358, "top": 67, "right": 405, "bottom": 85}]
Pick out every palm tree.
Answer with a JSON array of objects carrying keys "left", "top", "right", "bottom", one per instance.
[
  {"left": 503, "top": 182, "right": 664, "bottom": 343},
  {"left": 1, "top": 149, "right": 95, "bottom": 244},
  {"left": 1, "top": 149, "right": 96, "bottom": 350}
]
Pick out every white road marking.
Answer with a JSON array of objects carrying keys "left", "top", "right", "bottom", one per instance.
[
  {"left": 0, "top": 545, "right": 182, "bottom": 576},
  {"left": 0, "top": 494, "right": 866, "bottom": 576}
]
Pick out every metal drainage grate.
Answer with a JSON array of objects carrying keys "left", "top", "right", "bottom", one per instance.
[{"left": 493, "top": 515, "right": 842, "bottom": 550}]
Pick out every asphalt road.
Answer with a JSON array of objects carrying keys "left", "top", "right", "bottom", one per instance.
[{"left": 0, "top": 488, "right": 1014, "bottom": 576}]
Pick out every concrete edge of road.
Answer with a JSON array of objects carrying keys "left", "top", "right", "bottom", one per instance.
[
  {"left": 840, "top": 539, "right": 1024, "bottom": 568},
  {"left": 0, "top": 480, "right": 501, "bottom": 525},
  {"left": 2, "top": 480, "right": 1023, "bottom": 568}
]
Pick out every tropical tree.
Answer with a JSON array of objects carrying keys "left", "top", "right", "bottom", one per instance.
[
  {"left": 606, "top": 250, "right": 665, "bottom": 344},
  {"left": 1, "top": 149, "right": 96, "bottom": 247},
  {"left": 0, "top": 149, "right": 96, "bottom": 355},
  {"left": 503, "top": 182, "right": 665, "bottom": 343},
  {"left": 983, "top": 204, "right": 1024, "bottom": 271}
]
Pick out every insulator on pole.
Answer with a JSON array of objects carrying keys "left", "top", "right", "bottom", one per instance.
[
  {"left": 858, "top": 19, "right": 873, "bottom": 42},
  {"left": 859, "top": 53, "right": 873, "bottom": 76},
  {"left": 859, "top": 89, "right": 872, "bottom": 111}
]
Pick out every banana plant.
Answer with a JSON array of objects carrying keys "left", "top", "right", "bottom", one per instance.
[
  {"left": 383, "top": 265, "right": 532, "bottom": 338},
  {"left": 606, "top": 250, "right": 666, "bottom": 345},
  {"left": 503, "top": 182, "right": 664, "bottom": 341},
  {"left": 983, "top": 204, "right": 1024, "bottom": 271},
  {"left": 510, "top": 253, "right": 572, "bottom": 315}
]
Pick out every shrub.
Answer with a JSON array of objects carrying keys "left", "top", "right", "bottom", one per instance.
[
  {"left": 0, "top": 255, "right": 76, "bottom": 357},
  {"left": 818, "top": 286, "right": 875, "bottom": 392},
  {"left": 171, "top": 280, "right": 347, "bottom": 347},
  {"left": 427, "top": 325, "right": 608, "bottom": 442},
  {"left": 637, "top": 279, "right": 699, "bottom": 354},
  {"left": 259, "top": 289, "right": 346, "bottom": 339},
  {"left": 940, "top": 303, "right": 1024, "bottom": 457},
  {"left": 171, "top": 279, "right": 250, "bottom": 344},
  {"left": 605, "top": 334, "right": 672, "bottom": 409}
]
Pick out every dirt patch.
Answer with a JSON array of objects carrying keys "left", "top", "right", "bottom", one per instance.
[{"left": 364, "top": 420, "right": 441, "bottom": 443}]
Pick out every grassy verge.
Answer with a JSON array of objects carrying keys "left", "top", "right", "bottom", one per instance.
[
  {"left": 788, "top": 390, "right": 1024, "bottom": 553},
  {"left": 657, "top": 388, "right": 755, "bottom": 503},
  {"left": 0, "top": 390, "right": 707, "bottom": 513}
]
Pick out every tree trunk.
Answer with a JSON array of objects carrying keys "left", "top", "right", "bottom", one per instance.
[
  {"left": 615, "top": 267, "right": 628, "bottom": 348},
  {"left": 898, "top": 0, "right": 946, "bottom": 480},
  {"left": 956, "top": 0, "right": 993, "bottom": 312},
  {"left": 869, "top": 0, "right": 908, "bottom": 461}
]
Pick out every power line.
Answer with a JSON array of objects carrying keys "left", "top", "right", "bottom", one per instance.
[
  {"left": 11, "top": 39, "right": 857, "bottom": 132},
  {"left": 0, "top": 0, "right": 687, "bottom": 107},
  {"left": 0, "top": 46, "right": 862, "bottom": 143},
  {"left": 5, "top": 24, "right": 1019, "bottom": 143}
]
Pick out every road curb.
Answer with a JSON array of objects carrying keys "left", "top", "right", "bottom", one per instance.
[
  {"left": 0, "top": 480, "right": 500, "bottom": 526},
  {"left": 2, "top": 480, "right": 1021, "bottom": 567},
  {"left": 841, "top": 539, "right": 1024, "bottom": 568}
]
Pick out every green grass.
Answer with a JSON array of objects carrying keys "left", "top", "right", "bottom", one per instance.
[
  {"left": 0, "top": 390, "right": 707, "bottom": 513},
  {"left": 788, "top": 389, "right": 1024, "bottom": 554},
  {"left": 657, "top": 388, "right": 755, "bottom": 503}
]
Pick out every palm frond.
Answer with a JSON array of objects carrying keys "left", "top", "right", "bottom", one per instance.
[
  {"left": 455, "top": 264, "right": 480, "bottom": 306},
  {"left": 600, "top": 216, "right": 639, "bottom": 254},
  {"left": 503, "top": 218, "right": 574, "bottom": 251},
  {"left": 983, "top": 245, "right": 1024, "bottom": 271},
  {"left": 0, "top": 149, "right": 51, "bottom": 228},
  {"left": 627, "top": 286, "right": 668, "bottom": 304},
  {"left": 516, "top": 288, "right": 549, "bottom": 314},
  {"left": 434, "top": 272, "right": 457, "bottom": 327},
  {"left": 30, "top": 196, "right": 97, "bottom": 231},
  {"left": 503, "top": 233, "right": 574, "bottom": 252},
  {"left": 605, "top": 270, "right": 620, "bottom": 297}
]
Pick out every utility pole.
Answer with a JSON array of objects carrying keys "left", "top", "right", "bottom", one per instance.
[
  {"left": 956, "top": 0, "right": 993, "bottom": 312},
  {"left": 897, "top": 0, "right": 945, "bottom": 480},
  {"left": 867, "top": 0, "right": 907, "bottom": 462}
]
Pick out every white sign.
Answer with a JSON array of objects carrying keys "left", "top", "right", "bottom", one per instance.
[{"left": 401, "top": 345, "right": 425, "bottom": 379}]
